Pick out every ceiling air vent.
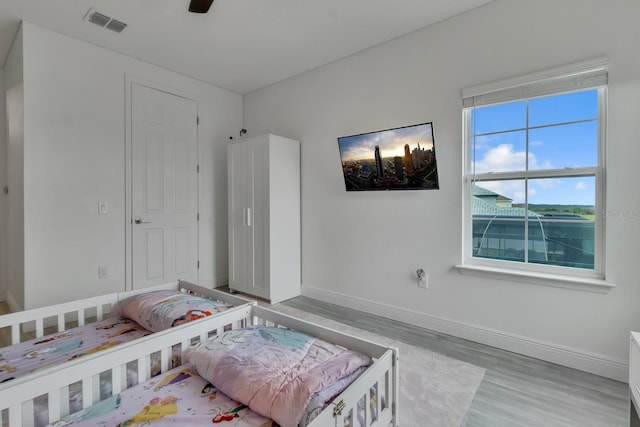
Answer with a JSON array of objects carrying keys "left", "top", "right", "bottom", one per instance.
[
  {"left": 105, "top": 19, "right": 127, "bottom": 33},
  {"left": 84, "top": 8, "right": 127, "bottom": 33}
]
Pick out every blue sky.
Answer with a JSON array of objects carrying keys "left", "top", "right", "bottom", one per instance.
[
  {"left": 338, "top": 122, "right": 434, "bottom": 161},
  {"left": 472, "top": 89, "right": 598, "bottom": 205}
]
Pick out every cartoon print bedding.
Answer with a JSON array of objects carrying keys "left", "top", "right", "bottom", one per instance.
[
  {"left": 46, "top": 364, "right": 275, "bottom": 427},
  {"left": 47, "top": 326, "right": 372, "bottom": 427},
  {"left": 118, "top": 290, "right": 233, "bottom": 333},
  {"left": 0, "top": 316, "right": 150, "bottom": 384},
  {"left": 0, "top": 290, "right": 234, "bottom": 384}
]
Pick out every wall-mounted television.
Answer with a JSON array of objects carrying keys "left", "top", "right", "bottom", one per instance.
[{"left": 337, "top": 122, "right": 439, "bottom": 191}]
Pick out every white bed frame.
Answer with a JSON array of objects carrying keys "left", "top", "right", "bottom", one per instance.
[
  {"left": 1, "top": 305, "right": 399, "bottom": 427},
  {"left": 0, "top": 280, "right": 253, "bottom": 346},
  {"left": 0, "top": 280, "right": 255, "bottom": 415}
]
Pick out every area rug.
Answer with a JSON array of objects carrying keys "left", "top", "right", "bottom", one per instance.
[{"left": 268, "top": 303, "right": 486, "bottom": 427}]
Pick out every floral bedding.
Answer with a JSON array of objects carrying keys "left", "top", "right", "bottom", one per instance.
[
  {"left": 46, "top": 364, "right": 275, "bottom": 427},
  {"left": 46, "top": 326, "right": 372, "bottom": 427},
  {"left": 0, "top": 291, "right": 233, "bottom": 384},
  {"left": 0, "top": 316, "right": 149, "bottom": 384}
]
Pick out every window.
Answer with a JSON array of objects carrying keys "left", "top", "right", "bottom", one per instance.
[{"left": 460, "top": 58, "right": 609, "bottom": 287}]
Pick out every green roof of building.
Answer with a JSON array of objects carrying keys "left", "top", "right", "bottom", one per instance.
[
  {"left": 473, "top": 196, "right": 542, "bottom": 218},
  {"left": 472, "top": 185, "right": 513, "bottom": 201}
]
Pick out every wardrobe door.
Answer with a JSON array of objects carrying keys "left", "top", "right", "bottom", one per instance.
[
  {"left": 228, "top": 141, "right": 252, "bottom": 293},
  {"left": 246, "top": 136, "right": 271, "bottom": 299}
]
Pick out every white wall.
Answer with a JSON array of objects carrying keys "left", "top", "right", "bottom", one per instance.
[
  {"left": 244, "top": 0, "right": 640, "bottom": 380},
  {"left": 18, "top": 22, "right": 242, "bottom": 309},
  {"left": 0, "top": 66, "right": 6, "bottom": 302},
  {"left": 4, "top": 26, "right": 24, "bottom": 310}
]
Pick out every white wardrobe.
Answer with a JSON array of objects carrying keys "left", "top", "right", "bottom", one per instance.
[{"left": 227, "top": 134, "right": 301, "bottom": 303}]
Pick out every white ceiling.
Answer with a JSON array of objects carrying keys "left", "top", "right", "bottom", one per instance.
[{"left": 0, "top": 0, "right": 494, "bottom": 95}]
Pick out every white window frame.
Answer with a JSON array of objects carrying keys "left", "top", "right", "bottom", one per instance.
[{"left": 456, "top": 57, "right": 614, "bottom": 292}]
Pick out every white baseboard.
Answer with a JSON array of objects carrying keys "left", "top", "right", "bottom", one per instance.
[{"left": 301, "top": 285, "right": 628, "bottom": 382}]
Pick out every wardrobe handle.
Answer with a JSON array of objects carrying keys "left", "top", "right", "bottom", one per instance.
[{"left": 244, "top": 208, "right": 251, "bottom": 227}]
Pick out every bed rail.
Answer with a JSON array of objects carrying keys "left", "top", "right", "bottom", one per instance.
[
  {"left": 0, "top": 304, "right": 254, "bottom": 427},
  {"left": 251, "top": 305, "right": 399, "bottom": 426},
  {"left": 251, "top": 305, "right": 393, "bottom": 359},
  {"left": 310, "top": 349, "right": 398, "bottom": 427},
  {"left": 176, "top": 280, "right": 255, "bottom": 308},
  {"left": 1, "top": 304, "right": 398, "bottom": 427},
  {"left": 0, "top": 281, "right": 253, "bottom": 347},
  {"left": 0, "top": 292, "right": 121, "bottom": 345}
]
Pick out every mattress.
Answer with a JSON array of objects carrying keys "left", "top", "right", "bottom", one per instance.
[{"left": 0, "top": 290, "right": 234, "bottom": 384}]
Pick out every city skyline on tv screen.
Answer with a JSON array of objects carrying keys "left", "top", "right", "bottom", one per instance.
[{"left": 337, "top": 122, "right": 439, "bottom": 191}]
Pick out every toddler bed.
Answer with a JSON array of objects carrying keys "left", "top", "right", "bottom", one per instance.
[
  {"left": 1, "top": 305, "right": 399, "bottom": 427},
  {"left": 0, "top": 281, "right": 255, "bottom": 386}
]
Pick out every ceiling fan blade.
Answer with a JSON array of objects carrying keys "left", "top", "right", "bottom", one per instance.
[{"left": 189, "top": 0, "right": 214, "bottom": 13}]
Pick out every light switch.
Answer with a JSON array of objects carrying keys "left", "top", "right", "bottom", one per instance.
[
  {"left": 98, "top": 266, "right": 109, "bottom": 279},
  {"left": 98, "top": 201, "right": 108, "bottom": 214}
]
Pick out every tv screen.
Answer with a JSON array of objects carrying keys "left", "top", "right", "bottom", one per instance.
[{"left": 337, "top": 122, "right": 439, "bottom": 191}]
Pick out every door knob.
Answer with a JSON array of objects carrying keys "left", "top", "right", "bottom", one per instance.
[{"left": 134, "top": 218, "right": 151, "bottom": 225}]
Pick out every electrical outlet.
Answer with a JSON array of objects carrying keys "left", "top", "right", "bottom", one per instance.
[
  {"left": 98, "top": 266, "right": 109, "bottom": 279},
  {"left": 418, "top": 274, "right": 428, "bottom": 289},
  {"left": 416, "top": 268, "right": 428, "bottom": 289},
  {"left": 418, "top": 273, "right": 429, "bottom": 289},
  {"left": 98, "top": 201, "right": 108, "bottom": 214}
]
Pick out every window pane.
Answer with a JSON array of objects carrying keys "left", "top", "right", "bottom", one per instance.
[
  {"left": 473, "top": 100, "right": 526, "bottom": 134},
  {"left": 473, "top": 130, "right": 526, "bottom": 173},
  {"left": 473, "top": 218, "right": 525, "bottom": 262},
  {"left": 528, "top": 121, "right": 598, "bottom": 170},
  {"left": 527, "top": 177, "right": 595, "bottom": 269},
  {"left": 472, "top": 178, "right": 595, "bottom": 268},
  {"left": 472, "top": 181, "right": 526, "bottom": 262},
  {"left": 528, "top": 220, "right": 595, "bottom": 269},
  {"left": 528, "top": 176, "right": 595, "bottom": 206},
  {"left": 529, "top": 89, "right": 598, "bottom": 127},
  {"left": 472, "top": 180, "right": 526, "bottom": 207}
]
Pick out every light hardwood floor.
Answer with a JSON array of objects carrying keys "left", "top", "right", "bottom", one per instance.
[
  {"left": 280, "top": 296, "right": 629, "bottom": 427},
  {"left": 0, "top": 298, "right": 630, "bottom": 426}
]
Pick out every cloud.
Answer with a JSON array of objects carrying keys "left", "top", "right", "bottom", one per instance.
[
  {"left": 474, "top": 143, "right": 557, "bottom": 174},
  {"left": 474, "top": 144, "right": 525, "bottom": 173},
  {"left": 576, "top": 181, "right": 587, "bottom": 190},
  {"left": 473, "top": 144, "right": 560, "bottom": 203}
]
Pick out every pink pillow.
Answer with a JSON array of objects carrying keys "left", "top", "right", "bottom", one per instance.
[{"left": 120, "top": 290, "right": 233, "bottom": 332}]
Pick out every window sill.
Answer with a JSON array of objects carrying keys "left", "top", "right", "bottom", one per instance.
[{"left": 454, "top": 263, "right": 615, "bottom": 293}]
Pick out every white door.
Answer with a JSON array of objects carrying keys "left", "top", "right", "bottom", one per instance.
[{"left": 131, "top": 84, "right": 198, "bottom": 290}]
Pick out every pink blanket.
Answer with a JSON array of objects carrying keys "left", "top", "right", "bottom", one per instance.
[{"left": 186, "top": 326, "right": 371, "bottom": 427}]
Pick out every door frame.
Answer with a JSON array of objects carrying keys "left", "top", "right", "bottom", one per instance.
[{"left": 124, "top": 75, "right": 200, "bottom": 291}]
